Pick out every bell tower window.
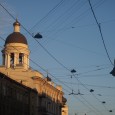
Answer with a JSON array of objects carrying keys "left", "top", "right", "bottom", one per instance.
[
  {"left": 10, "top": 53, "right": 14, "bottom": 67},
  {"left": 2, "top": 54, "right": 5, "bottom": 65},
  {"left": 19, "top": 53, "right": 23, "bottom": 65}
]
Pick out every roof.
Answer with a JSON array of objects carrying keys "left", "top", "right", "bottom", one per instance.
[{"left": 5, "top": 32, "right": 28, "bottom": 45}]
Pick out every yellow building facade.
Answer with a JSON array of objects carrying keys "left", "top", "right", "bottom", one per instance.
[{"left": 0, "top": 20, "right": 68, "bottom": 115}]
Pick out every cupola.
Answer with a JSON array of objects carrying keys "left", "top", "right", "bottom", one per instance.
[{"left": 2, "top": 20, "right": 30, "bottom": 70}]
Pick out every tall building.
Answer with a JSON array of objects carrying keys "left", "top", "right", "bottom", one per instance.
[{"left": 0, "top": 20, "right": 68, "bottom": 115}]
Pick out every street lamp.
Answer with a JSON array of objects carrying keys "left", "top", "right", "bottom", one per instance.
[
  {"left": 109, "top": 110, "right": 112, "bottom": 112},
  {"left": 33, "top": 32, "right": 42, "bottom": 39},
  {"left": 71, "top": 69, "right": 76, "bottom": 73},
  {"left": 110, "top": 67, "right": 115, "bottom": 76},
  {"left": 90, "top": 89, "right": 94, "bottom": 92}
]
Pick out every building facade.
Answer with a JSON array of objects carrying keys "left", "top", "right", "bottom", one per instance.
[
  {"left": 0, "top": 20, "right": 68, "bottom": 115},
  {"left": 0, "top": 72, "right": 38, "bottom": 115}
]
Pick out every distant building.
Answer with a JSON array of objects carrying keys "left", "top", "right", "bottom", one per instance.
[{"left": 0, "top": 20, "right": 68, "bottom": 115}]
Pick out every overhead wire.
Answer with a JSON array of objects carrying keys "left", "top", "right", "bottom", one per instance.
[
  {"left": 42, "top": 0, "right": 106, "bottom": 45},
  {"left": 72, "top": 73, "right": 110, "bottom": 113},
  {"left": 30, "top": 0, "right": 65, "bottom": 31},
  {"left": 54, "top": 80, "right": 115, "bottom": 89},
  {"left": 68, "top": 0, "right": 106, "bottom": 28},
  {"left": 54, "top": 39, "right": 106, "bottom": 57},
  {"left": 75, "top": 67, "right": 110, "bottom": 76},
  {"left": 88, "top": 0, "right": 113, "bottom": 66},
  {"left": 40, "top": 0, "right": 84, "bottom": 34},
  {"left": 41, "top": 0, "right": 88, "bottom": 43}
]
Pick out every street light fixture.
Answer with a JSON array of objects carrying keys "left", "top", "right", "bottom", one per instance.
[
  {"left": 90, "top": 89, "right": 94, "bottom": 92},
  {"left": 110, "top": 67, "right": 115, "bottom": 76},
  {"left": 33, "top": 32, "right": 42, "bottom": 39},
  {"left": 71, "top": 69, "right": 76, "bottom": 73},
  {"left": 109, "top": 110, "right": 112, "bottom": 112}
]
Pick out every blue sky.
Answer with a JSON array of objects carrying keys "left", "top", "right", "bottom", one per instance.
[{"left": 0, "top": 0, "right": 115, "bottom": 115}]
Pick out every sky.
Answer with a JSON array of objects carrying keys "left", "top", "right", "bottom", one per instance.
[{"left": 0, "top": 0, "right": 115, "bottom": 115}]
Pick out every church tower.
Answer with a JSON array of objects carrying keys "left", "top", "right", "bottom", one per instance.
[{"left": 2, "top": 20, "right": 30, "bottom": 70}]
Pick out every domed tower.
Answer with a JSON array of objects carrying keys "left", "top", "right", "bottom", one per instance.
[{"left": 2, "top": 20, "right": 30, "bottom": 70}]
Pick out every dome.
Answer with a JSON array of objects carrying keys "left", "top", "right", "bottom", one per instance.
[{"left": 5, "top": 32, "right": 28, "bottom": 45}]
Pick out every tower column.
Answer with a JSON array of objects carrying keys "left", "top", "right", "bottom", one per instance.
[
  {"left": 5, "top": 53, "right": 10, "bottom": 68},
  {"left": 27, "top": 55, "right": 29, "bottom": 69},
  {"left": 23, "top": 54, "right": 28, "bottom": 70},
  {"left": 16, "top": 53, "right": 19, "bottom": 64},
  {"left": 5, "top": 53, "right": 7, "bottom": 67}
]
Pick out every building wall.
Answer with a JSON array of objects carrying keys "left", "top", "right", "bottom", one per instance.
[
  {"left": 62, "top": 105, "right": 68, "bottom": 115},
  {"left": 0, "top": 71, "right": 68, "bottom": 115},
  {"left": 33, "top": 77, "right": 64, "bottom": 115},
  {"left": 0, "top": 72, "right": 38, "bottom": 115}
]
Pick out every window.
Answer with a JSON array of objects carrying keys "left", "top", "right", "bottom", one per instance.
[
  {"left": 19, "top": 53, "right": 23, "bottom": 64},
  {"left": 2, "top": 85, "right": 6, "bottom": 96},
  {"left": 3, "top": 54, "right": 5, "bottom": 65},
  {"left": 10, "top": 53, "right": 14, "bottom": 66}
]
